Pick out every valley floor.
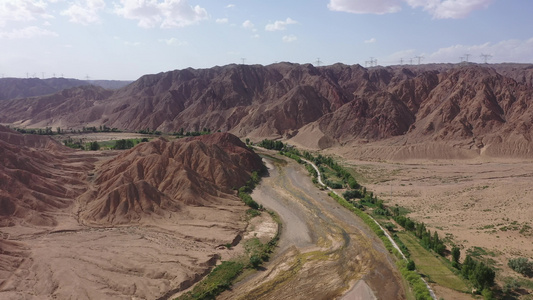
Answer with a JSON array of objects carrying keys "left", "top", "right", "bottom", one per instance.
[{"left": 219, "top": 152, "right": 405, "bottom": 300}]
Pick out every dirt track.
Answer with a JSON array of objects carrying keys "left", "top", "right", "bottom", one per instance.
[{"left": 219, "top": 153, "right": 405, "bottom": 300}]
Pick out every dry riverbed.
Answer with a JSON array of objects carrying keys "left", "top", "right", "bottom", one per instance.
[{"left": 219, "top": 153, "right": 405, "bottom": 300}]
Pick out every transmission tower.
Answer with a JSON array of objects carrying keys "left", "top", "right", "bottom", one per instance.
[
  {"left": 315, "top": 58, "right": 322, "bottom": 66},
  {"left": 464, "top": 53, "right": 471, "bottom": 63},
  {"left": 414, "top": 55, "right": 424, "bottom": 65},
  {"left": 365, "top": 57, "right": 377, "bottom": 67},
  {"left": 480, "top": 54, "right": 492, "bottom": 64},
  {"left": 241, "top": 58, "right": 246, "bottom": 65},
  {"left": 400, "top": 58, "right": 404, "bottom": 65}
]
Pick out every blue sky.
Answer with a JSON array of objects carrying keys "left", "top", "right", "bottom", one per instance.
[{"left": 0, "top": 0, "right": 532, "bottom": 80}]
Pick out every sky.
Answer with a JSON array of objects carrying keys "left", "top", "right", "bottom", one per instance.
[{"left": 0, "top": 0, "right": 532, "bottom": 80}]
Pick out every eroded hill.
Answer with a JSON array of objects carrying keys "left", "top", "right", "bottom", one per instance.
[{"left": 0, "top": 128, "right": 263, "bottom": 299}]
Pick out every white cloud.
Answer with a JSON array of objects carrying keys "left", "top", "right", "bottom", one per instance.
[
  {"left": 158, "top": 37, "right": 188, "bottom": 45},
  {"left": 265, "top": 17, "right": 297, "bottom": 31},
  {"left": 216, "top": 18, "right": 228, "bottom": 24},
  {"left": 328, "top": 0, "right": 402, "bottom": 14},
  {"left": 282, "top": 35, "right": 297, "bottom": 43},
  {"left": 328, "top": 0, "right": 493, "bottom": 19},
  {"left": 114, "top": 0, "right": 208, "bottom": 29},
  {"left": 0, "top": 0, "right": 53, "bottom": 27},
  {"left": 242, "top": 19, "right": 255, "bottom": 30},
  {"left": 0, "top": 26, "right": 58, "bottom": 39},
  {"left": 226, "top": 4, "right": 235, "bottom": 8},
  {"left": 406, "top": 0, "right": 492, "bottom": 19},
  {"left": 428, "top": 38, "right": 533, "bottom": 63},
  {"left": 61, "top": 0, "right": 106, "bottom": 25},
  {"left": 364, "top": 37, "right": 376, "bottom": 44}
]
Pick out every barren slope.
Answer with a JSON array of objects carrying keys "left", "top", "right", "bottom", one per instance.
[{"left": 0, "top": 129, "right": 264, "bottom": 299}]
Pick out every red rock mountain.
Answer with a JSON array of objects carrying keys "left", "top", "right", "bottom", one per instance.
[
  {"left": 1, "top": 62, "right": 533, "bottom": 157},
  {"left": 0, "top": 127, "right": 262, "bottom": 226},
  {"left": 0, "top": 125, "right": 93, "bottom": 227},
  {"left": 79, "top": 133, "right": 264, "bottom": 225}
]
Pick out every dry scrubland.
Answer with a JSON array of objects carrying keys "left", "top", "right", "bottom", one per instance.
[{"left": 335, "top": 154, "right": 533, "bottom": 281}]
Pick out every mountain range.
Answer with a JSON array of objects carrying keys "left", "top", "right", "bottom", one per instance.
[
  {"left": 0, "top": 77, "right": 131, "bottom": 101},
  {"left": 1, "top": 62, "right": 532, "bottom": 158}
]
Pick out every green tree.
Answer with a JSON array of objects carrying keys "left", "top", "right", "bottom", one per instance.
[
  {"left": 451, "top": 247, "right": 461, "bottom": 266},
  {"left": 407, "top": 260, "right": 416, "bottom": 271},
  {"left": 89, "top": 141, "right": 100, "bottom": 151}
]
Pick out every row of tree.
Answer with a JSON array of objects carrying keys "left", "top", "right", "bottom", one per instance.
[
  {"left": 394, "top": 215, "right": 446, "bottom": 256},
  {"left": 311, "top": 153, "right": 360, "bottom": 189}
]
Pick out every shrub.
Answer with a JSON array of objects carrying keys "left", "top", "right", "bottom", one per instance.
[
  {"left": 508, "top": 257, "right": 533, "bottom": 276},
  {"left": 407, "top": 260, "right": 416, "bottom": 271},
  {"left": 249, "top": 255, "right": 262, "bottom": 269},
  {"left": 343, "top": 189, "right": 363, "bottom": 200}
]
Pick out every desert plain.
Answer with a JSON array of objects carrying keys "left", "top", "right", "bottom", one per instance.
[{"left": 335, "top": 151, "right": 533, "bottom": 283}]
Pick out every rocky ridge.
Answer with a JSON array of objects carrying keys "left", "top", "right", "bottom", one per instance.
[{"left": 1, "top": 63, "right": 533, "bottom": 158}]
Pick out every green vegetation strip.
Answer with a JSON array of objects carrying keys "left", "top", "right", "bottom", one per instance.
[
  {"left": 328, "top": 192, "right": 431, "bottom": 300},
  {"left": 177, "top": 261, "right": 244, "bottom": 300},
  {"left": 176, "top": 166, "right": 280, "bottom": 300},
  {"left": 397, "top": 232, "right": 469, "bottom": 293}
]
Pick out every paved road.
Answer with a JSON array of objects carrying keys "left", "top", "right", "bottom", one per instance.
[{"left": 219, "top": 153, "right": 405, "bottom": 300}]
